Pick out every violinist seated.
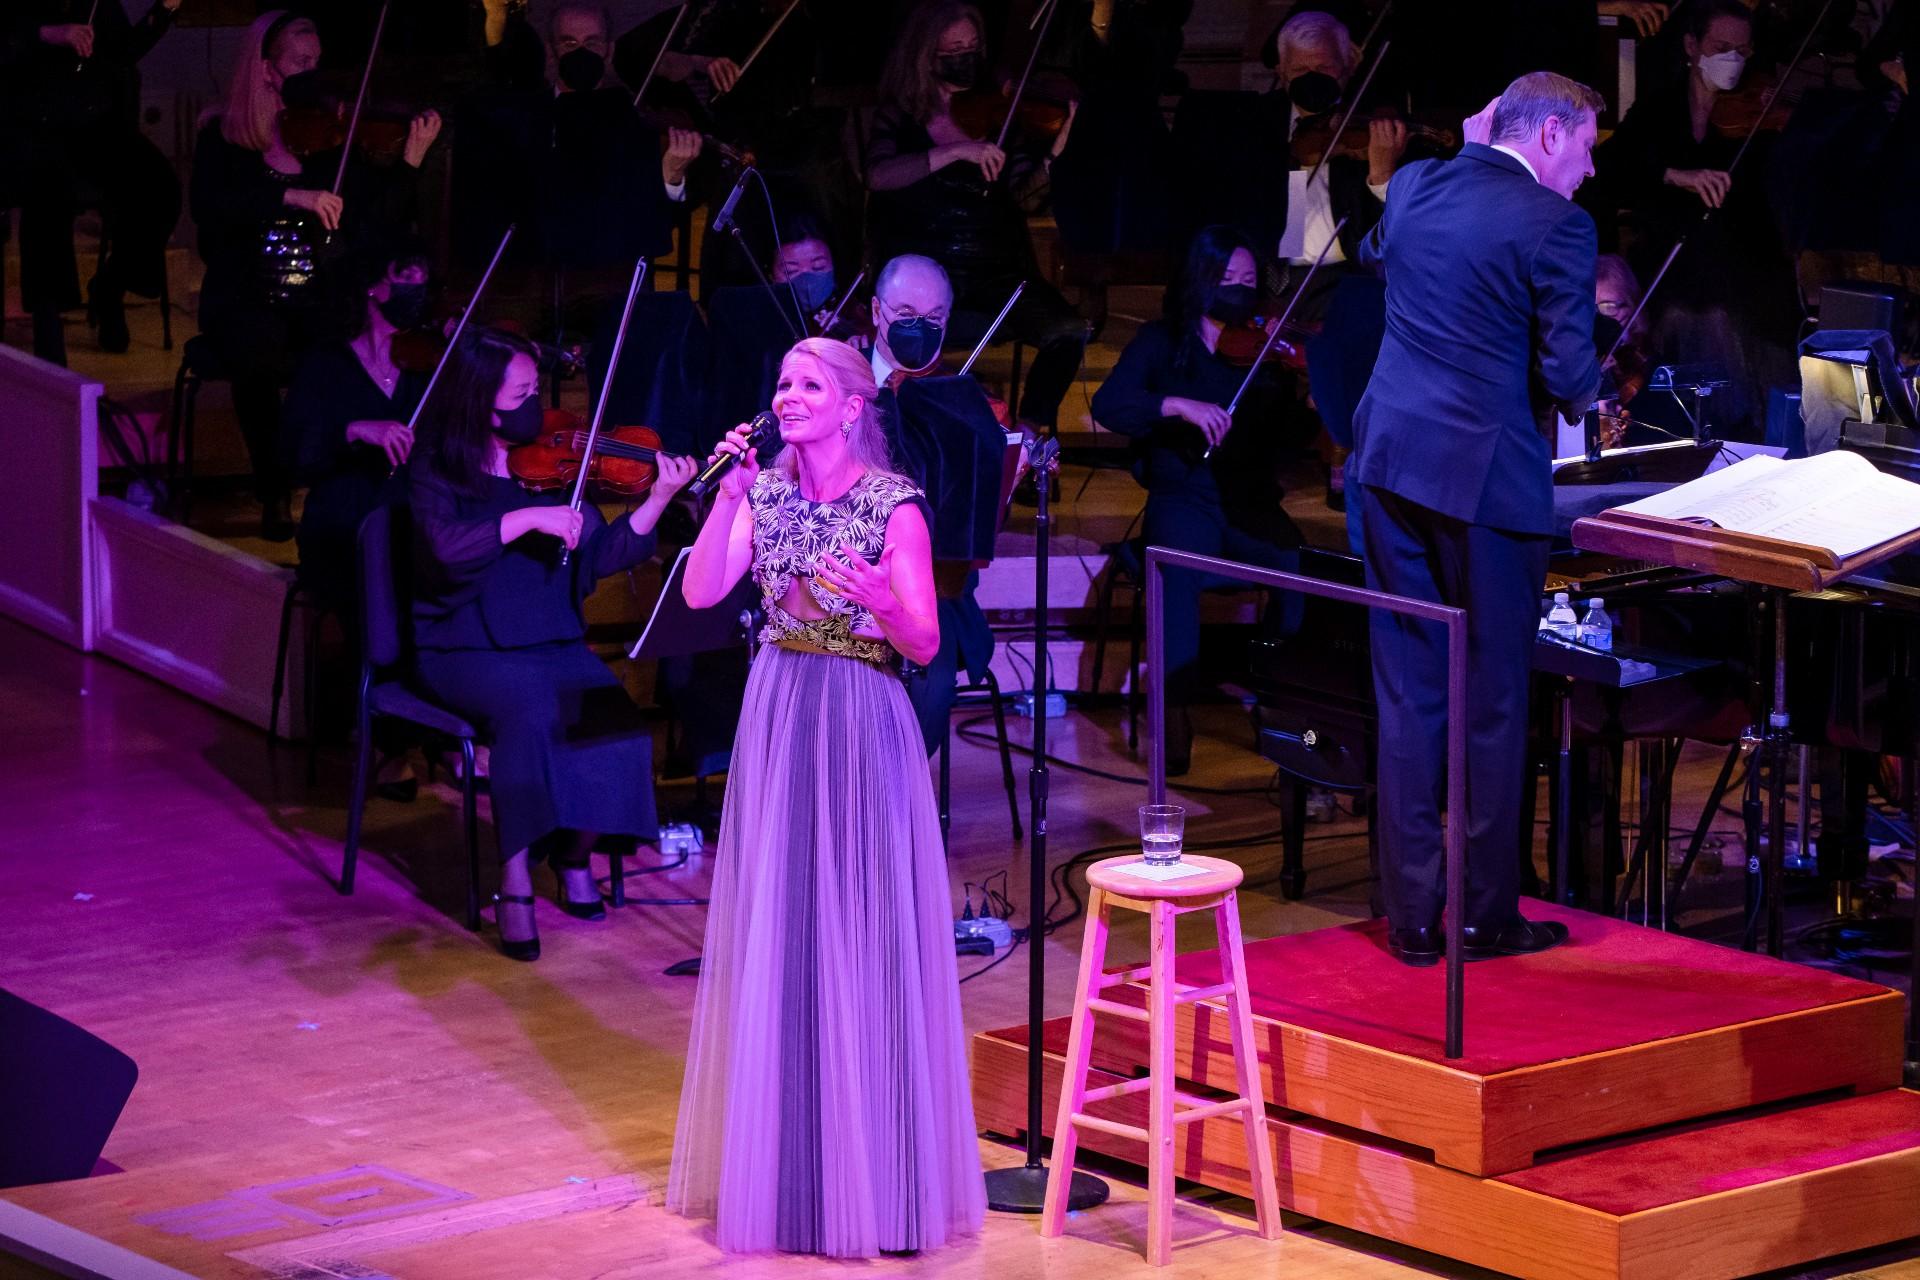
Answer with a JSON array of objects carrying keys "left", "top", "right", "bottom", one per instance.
[
  {"left": 1583, "top": 0, "right": 1797, "bottom": 434},
  {"left": 1174, "top": 10, "right": 1406, "bottom": 327},
  {"left": 1591, "top": 252, "right": 1698, "bottom": 447},
  {"left": 866, "top": 1, "right": 1091, "bottom": 436},
  {"left": 284, "top": 245, "right": 433, "bottom": 612},
  {"left": 4, "top": 0, "right": 182, "bottom": 366},
  {"left": 1090, "top": 227, "right": 1305, "bottom": 776},
  {"left": 409, "top": 327, "right": 697, "bottom": 962},
  {"left": 866, "top": 253, "right": 1014, "bottom": 756},
  {"left": 770, "top": 218, "right": 869, "bottom": 346},
  {"left": 460, "top": 1, "right": 699, "bottom": 289}
]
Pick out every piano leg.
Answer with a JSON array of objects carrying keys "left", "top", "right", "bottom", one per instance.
[
  {"left": 1553, "top": 680, "right": 1573, "bottom": 908},
  {"left": 1767, "top": 591, "right": 1792, "bottom": 958}
]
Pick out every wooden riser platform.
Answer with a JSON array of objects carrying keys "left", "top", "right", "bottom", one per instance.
[
  {"left": 973, "top": 1033, "right": 1920, "bottom": 1280},
  {"left": 1079, "top": 903, "right": 1905, "bottom": 1175}
]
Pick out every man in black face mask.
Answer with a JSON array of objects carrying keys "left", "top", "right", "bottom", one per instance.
[{"left": 455, "top": 2, "right": 700, "bottom": 319}]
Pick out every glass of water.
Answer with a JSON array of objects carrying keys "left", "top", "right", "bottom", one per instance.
[{"left": 1138, "top": 804, "right": 1185, "bottom": 866}]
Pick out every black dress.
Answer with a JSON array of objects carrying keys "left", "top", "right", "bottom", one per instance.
[
  {"left": 284, "top": 342, "right": 427, "bottom": 606},
  {"left": 411, "top": 473, "right": 660, "bottom": 858}
]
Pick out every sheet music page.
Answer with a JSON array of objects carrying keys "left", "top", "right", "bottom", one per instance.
[{"left": 1615, "top": 452, "right": 1920, "bottom": 556}]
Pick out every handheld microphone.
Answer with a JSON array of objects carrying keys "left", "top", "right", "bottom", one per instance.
[
  {"left": 690, "top": 411, "right": 777, "bottom": 497},
  {"left": 711, "top": 166, "right": 755, "bottom": 234}
]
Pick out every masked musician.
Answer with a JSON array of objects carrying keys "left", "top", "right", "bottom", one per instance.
[
  {"left": 669, "top": 337, "right": 984, "bottom": 1257},
  {"left": 409, "top": 327, "right": 695, "bottom": 961},
  {"left": 1352, "top": 73, "right": 1603, "bottom": 966},
  {"left": 868, "top": 1, "right": 1090, "bottom": 434},
  {"left": 7, "top": 0, "right": 181, "bottom": 365},
  {"left": 1090, "top": 227, "right": 1303, "bottom": 775}
]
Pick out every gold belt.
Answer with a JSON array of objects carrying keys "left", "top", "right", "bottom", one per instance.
[{"left": 773, "top": 635, "right": 895, "bottom": 667}]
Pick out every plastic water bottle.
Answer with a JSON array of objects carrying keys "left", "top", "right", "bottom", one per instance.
[
  {"left": 1546, "top": 592, "right": 1579, "bottom": 640},
  {"left": 1579, "top": 598, "right": 1613, "bottom": 651}
]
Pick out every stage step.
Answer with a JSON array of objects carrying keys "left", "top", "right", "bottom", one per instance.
[
  {"left": 1036, "top": 902, "right": 1905, "bottom": 1175},
  {"left": 972, "top": 1032, "right": 1920, "bottom": 1280}
]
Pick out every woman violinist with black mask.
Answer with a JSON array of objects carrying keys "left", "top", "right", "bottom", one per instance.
[
  {"left": 410, "top": 328, "right": 696, "bottom": 961},
  {"left": 284, "top": 244, "right": 433, "bottom": 611},
  {"left": 1090, "top": 225, "right": 1303, "bottom": 774},
  {"left": 867, "top": 1, "right": 1090, "bottom": 435}
]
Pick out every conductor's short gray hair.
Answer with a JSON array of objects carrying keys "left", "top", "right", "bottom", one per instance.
[
  {"left": 1489, "top": 72, "right": 1605, "bottom": 144},
  {"left": 1273, "top": 11, "right": 1356, "bottom": 74},
  {"left": 875, "top": 254, "right": 954, "bottom": 309}
]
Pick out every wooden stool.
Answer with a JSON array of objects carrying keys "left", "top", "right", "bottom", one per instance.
[{"left": 1040, "top": 854, "right": 1281, "bottom": 1265}]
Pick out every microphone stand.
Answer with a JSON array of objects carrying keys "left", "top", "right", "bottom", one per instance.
[
  {"left": 716, "top": 169, "right": 805, "bottom": 341},
  {"left": 982, "top": 433, "right": 1109, "bottom": 1216}
]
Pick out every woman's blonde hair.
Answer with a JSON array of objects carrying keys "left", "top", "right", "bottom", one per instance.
[
  {"left": 770, "top": 338, "right": 903, "bottom": 482},
  {"left": 213, "top": 10, "right": 317, "bottom": 153}
]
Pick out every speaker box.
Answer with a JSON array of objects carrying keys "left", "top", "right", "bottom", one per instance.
[{"left": 0, "top": 989, "right": 138, "bottom": 1189}]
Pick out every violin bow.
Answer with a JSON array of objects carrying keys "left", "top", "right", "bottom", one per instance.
[
  {"left": 561, "top": 256, "right": 652, "bottom": 566},
  {"left": 404, "top": 223, "right": 515, "bottom": 437},
  {"left": 1304, "top": 36, "right": 1392, "bottom": 191},
  {"left": 959, "top": 281, "right": 1028, "bottom": 377},
  {"left": 710, "top": 0, "right": 803, "bottom": 102},
  {"left": 75, "top": 0, "right": 100, "bottom": 73},
  {"left": 633, "top": 2, "right": 690, "bottom": 108},
  {"left": 1202, "top": 217, "right": 1347, "bottom": 460},
  {"left": 1599, "top": 0, "right": 1835, "bottom": 375},
  {"left": 817, "top": 268, "right": 866, "bottom": 336},
  {"left": 331, "top": 0, "right": 392, "bottom": 197},
  {"left": 994, "top": 0, "right": 1064, "bottom": 152}
]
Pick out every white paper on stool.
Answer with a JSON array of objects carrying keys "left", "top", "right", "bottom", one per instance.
[{"left": 1112, "top": 861, "right": 1210, "bottom": 881}]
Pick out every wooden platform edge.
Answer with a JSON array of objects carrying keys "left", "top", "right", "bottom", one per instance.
[
  {"left": 1136, "top": 986, "right": 1903, "bottom": 1176},
  {"left": 0, "top": 1198, "right": 200, "bottom": 1280},
  {"left": 973, "top": 1031, "right": 1920, "bottom": 1280}
]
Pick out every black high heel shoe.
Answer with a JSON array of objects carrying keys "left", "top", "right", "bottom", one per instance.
[
  {"left": 552, "top": 865, "right": 606, "bottom": 921},
  {"left": 87, "top": 274, "right": 130, "bottom": 354},
  {"left": 492, "top": 892, "right": 541, "bottom": 961}
]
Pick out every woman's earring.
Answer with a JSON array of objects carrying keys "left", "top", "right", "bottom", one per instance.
[{"left": 841, "top": 420, "right": 854, "bottom": 437}]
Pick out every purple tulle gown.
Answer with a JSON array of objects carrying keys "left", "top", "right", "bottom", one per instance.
[{"left": 667, "top": 469, "right": 986, "bottom": 1256}]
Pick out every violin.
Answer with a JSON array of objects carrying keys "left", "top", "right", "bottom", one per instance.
[
  {"left": 280, "top": 101, "right": 414, "bottom": 165},
  {"left": 508, "top": 409, "right": 680, "bottom": 498},
  {"left": 1215, "top": 315, "right": 1314, "bottom": 373},
  {"left": 634, "top": 106, "right": 755, "bottom": 168},
  {"left": 1706, "top": 70, "right": 1800, "bottom": 139},
  {"left": 949, "top": 71, "right": 1077, "bottom": 151},
  {"left": 1288, "top": 109, "right": 1459, "bottom": 170}
]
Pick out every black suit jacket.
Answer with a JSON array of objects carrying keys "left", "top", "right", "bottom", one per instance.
[{"left": 1351, "top": 143, "right": 1600, "bottom": 535}]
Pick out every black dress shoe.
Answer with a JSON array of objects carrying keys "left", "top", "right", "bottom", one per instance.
[
  {"left": 1386, "top": 925, "right": 1443, "bottom": 967},
  {"left": 89, "top": 276, "right": 130, "bottom": 354},
  {"left": 1460, "top": 916, "right": 1570, "bottom": 960}
]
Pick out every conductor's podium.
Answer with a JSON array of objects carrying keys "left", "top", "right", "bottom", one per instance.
[{"left": 973, "top": 903, "right": 1920, "bottom": 1279}]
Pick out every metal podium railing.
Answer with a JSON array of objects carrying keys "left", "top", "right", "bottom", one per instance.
[{"left": 1142, "top": 546, "right": 1473, "bottom": 1058}]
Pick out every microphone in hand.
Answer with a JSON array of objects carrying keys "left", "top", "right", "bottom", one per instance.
[{"left": 690, "top": 411, "right": 778, "bottom": 497}]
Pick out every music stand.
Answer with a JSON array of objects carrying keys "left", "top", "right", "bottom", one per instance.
[{"left": 622, "top": 548, "right": 759, "bottom": 961}]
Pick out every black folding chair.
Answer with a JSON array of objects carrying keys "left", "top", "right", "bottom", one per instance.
[{"left": 338, "top": 504, "right": 483, "bottom": 929}]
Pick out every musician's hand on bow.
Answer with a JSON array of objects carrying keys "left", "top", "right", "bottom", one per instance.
[
  {"left": 941, "top": 140, "right": 1005, "bottom": 182},
  {"left": 284, "top": 187, "right": 344, "bottom": 230},
  {"left": 404, "top": 111, "right": 442, "bottom": 168},
  {"left": 41, "top": 23, "right": 93, "bottom": 57},
  {"left": 1463, "top": 95, "right": 1500, "bottom": 147},
  {"left": 1882, "top": 57, "right": 1908, "bottom": 96},
  {"left": 1164, "top": 396, "right": 1232, "bottom": 447},
  {"left": 1368, "top": 117, "right": 1408, "bottom": 185},
  {"left": 1598, "top": 0, "right": 1668, "bottom": 38},
  {"left": 347, "top": 419, "right": 414, "bottom": 467},
  {"left": 814, "top": 544, "right": 896, "bottom": 615},
  {"left": 707, "top": 422, "right": 763, "bottom": 501},
  {"left": 508, "top": 505, "right": 584, "bottom": 550},
  {"left": 663, "top": 128, "right": 703, "bottom": 186},
  {"left": 1665, "top": 167, "right": 1731, "bottom": 208},
  {"left": 700, "top": 55, "right": 742, "bottom": 93}
]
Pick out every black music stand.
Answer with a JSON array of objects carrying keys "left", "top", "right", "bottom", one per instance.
[{"left": 624, "top": 547, "right": 759, "bottom": 962}]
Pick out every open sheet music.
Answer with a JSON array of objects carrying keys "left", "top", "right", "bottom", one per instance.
[{"left": 1616, "top": 451, "right": 1920, "bottom": 559}]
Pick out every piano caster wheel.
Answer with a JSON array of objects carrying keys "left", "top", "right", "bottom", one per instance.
[{"left": 1282, "top": 869, "right": 1307, "bottom": 901}]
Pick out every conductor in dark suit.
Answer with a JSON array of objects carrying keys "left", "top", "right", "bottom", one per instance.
[{"left": 1351, "top": 72, "right": 1604, "bottom": 966}]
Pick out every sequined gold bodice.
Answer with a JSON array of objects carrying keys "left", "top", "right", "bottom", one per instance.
[{"left": 749, "top": 469, "right": 924, "bottom": 663}]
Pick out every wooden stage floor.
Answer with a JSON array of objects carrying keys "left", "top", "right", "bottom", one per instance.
[{"left": 2, "top": 617, "right": 1916, "bottom": 1280}]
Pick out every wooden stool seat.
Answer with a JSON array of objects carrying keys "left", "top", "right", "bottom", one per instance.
[{"left": 1041, "top": 854, "right": 1282, "bottom": 1265}]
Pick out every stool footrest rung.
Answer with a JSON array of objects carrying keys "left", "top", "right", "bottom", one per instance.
[
  {"left": 1097, "top": 965, "right": 1153, "bottom": 989},
  {"left": 1070, "top": 1112, "right": 1149, "bottom": 1143},
  {"left": 1172, "top": 1094, "right": 1251, "bottom": 1125},
  {"left": 1086, "top": 997, "right": 1150, "bottom": 1023},
  {"left": 1081, "top": 1077, "right": 1153, "bottom": 1104},
  {"left": 1172, "top": 981, "right": 1235, "bottom": 1006}
]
